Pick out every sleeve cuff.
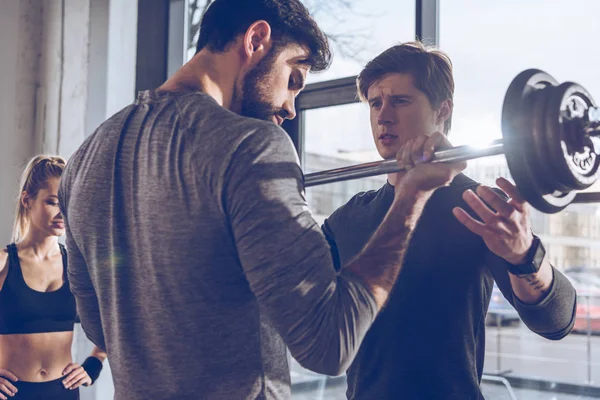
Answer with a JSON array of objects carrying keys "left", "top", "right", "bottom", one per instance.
[{"left": 512, "top": 268, "right": 577, "bottom": 339}]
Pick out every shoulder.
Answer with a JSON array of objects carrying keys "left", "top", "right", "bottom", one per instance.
[
  {"left": 222, "top": 117, "right": 298, "bottom": 168},
  {"left": 240, "top": 120, "right": 294, "bottom": 155},
  {"left": 325, "top": 185, "right": 387, "bottom": 227},
  {"left": 0, "top": 247, "right": 9, "bottom": 276},
  {"left": 448, "top": 173, "right": 481, "bottom": 193},
  {"left": 177, "top": 92, "right": 273, "bottom": 136},
  {"left": 178, "top": 95, "right": 294, "bottom": 158},
  {"left": 446, "top": 173, "right": 508, "bottom": 201},
  {"left": 435, "top": 173, "right": 480, "bottom": 206},
  {"left": 344, "top": 187, "right": 385, "bottom": 210},
  {"left": 0, "top": 247, "right": 7, "bottom": 262}
]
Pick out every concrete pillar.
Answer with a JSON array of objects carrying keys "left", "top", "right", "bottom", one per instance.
[
  {"left": 0, "top": 0, "right": 43, "bottom": 245},
  {"left": 0, "top": 0, "right": 140, "bottom": 397},
  {"left": 106, "top": 0, "right": 138, "bottom": 117}
]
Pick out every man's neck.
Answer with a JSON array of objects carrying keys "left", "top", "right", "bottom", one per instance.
[{"left": 158, "top": 50, "right": 242, "bottom": 112}]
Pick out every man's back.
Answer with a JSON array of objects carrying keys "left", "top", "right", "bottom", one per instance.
[{"left": 59, "top": 90, "right": 374, "bottom": 399}]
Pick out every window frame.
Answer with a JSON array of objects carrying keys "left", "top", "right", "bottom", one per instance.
[{"left": 284, "top": 0, "right": 598, "bottom": 205}]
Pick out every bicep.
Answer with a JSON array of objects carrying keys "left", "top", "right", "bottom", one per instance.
[
  {"left": 225, "top": 141, "right": 336, "bottom": 299},
  {"left": 224, "top": 129, "right": 337, "bottom": 322},
  {"left": 221, "top": 129, "right": 379, "bottom": 374}
]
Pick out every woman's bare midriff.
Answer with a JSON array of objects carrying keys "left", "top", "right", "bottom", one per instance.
[{"left": 0, "top": 331, "right": 73, "bottom": 382}]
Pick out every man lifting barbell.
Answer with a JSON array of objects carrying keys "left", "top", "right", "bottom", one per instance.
[
  {"left": 56, "top": 1, "right": 465, "bottom": 399},
  {"left": 320, "top": 42, "right": 578, "bottom": 400}
]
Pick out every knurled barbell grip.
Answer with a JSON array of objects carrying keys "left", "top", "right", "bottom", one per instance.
[{"left": 304, "top": 139, "right": 506, "bottom": 187}]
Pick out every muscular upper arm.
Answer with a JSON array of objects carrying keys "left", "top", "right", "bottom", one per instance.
[
  {"left": 0, "top": 249, "right": 9, "bottom": 290},
  {"left": 223, "top": 125, "right": 378, "bottom": 375}
]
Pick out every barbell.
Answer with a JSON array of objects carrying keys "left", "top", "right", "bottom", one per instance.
[{"left": 304, "top": 69, "right": 600, "bottom": 214}]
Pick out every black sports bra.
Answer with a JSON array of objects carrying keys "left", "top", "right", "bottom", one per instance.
[{"left": 0, "top": 244, "right": 77, "bottom": 334}]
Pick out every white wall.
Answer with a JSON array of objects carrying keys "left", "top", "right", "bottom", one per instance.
[{"left": 0, "top": 0, "right": 43, "bottom": 245}]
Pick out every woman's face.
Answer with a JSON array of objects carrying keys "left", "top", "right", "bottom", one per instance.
[{"left": 23, "top": 177, "right": 65, "bottom": 237}]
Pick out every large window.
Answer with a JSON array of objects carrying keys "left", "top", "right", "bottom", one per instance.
[
  {"left": 440, "top": 0, "right": 600, "bottom": 147},
  {"left": 437, "top": 2, "right": 600, "bottom": 392},
  {"left": 304, "top": 103, "right": 386, "bottom": 224},
  {"left": 304, "top": 0, "right": 415, "bottom": 84},
  {"left": 186, "top": 0, "right": 415, "bottom": 83},
  {"left": 439, "top": 0, "right": 600, "bottom": 290},
  {"left": 294, "top": 1, "right": 600, "bottom": 399},
  {"left": 293, "top": 2, "right": 415, "bottom": 398},
  {"left": 178, "top": 1, "right": 600, "bottom": 399}
]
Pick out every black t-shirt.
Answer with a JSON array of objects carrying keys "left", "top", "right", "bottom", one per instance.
[{"left": 323, "top": 174, "right": 577, "bottom": 400}]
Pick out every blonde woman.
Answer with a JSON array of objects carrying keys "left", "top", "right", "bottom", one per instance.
[{"left": 0, "top": 156, "right": 107, "bottom": 400}]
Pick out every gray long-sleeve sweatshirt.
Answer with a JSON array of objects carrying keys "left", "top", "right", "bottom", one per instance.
[{"left": 58, "top": 90, "right": 377, "bottom": 400}]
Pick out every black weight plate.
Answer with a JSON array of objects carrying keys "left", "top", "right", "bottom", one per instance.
[
  {"left": 545, "top": 82, "right": 600, "bottom": 191},
  {"left": 529, "top": 86, "right": 559, "bottom": 194},
  {"left": 502, "top": 69, "right": 573, "bottom": 213}
]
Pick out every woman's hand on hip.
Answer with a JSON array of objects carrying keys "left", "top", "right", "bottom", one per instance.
[{"left": 0, "top": 369, "right": 18, "bottom": 399}]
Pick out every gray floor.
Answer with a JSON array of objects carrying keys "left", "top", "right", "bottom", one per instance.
[
  {"left": 291, "top": 381, "right": 600, "bottom": 400},
  {"left": 481, "top": 383, "right": 600, "bottom": 400},
  {"left": 290, "top": 323, "right": 600, "bottom": 399}
]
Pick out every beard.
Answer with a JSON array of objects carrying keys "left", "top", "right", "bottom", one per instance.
[{"left": 238, "top": 50, "right": 284, "bottom": 122}]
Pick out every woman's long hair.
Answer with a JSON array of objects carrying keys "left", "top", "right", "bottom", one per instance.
[{"left": 12, "top": 155, "right": 66, "bottom": 243}]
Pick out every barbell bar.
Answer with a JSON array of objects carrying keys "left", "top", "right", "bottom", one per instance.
[
  {"left": 304, "top": 69, "right": 600, "bottom": 214},
  {"left": 304, "top": 140, "right": 505, "bottom": 187}
]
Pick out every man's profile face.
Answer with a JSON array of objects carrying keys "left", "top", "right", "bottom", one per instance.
[
  {"left": 239, "top": 44, "right": 309, "bottom": 125},
  {"left": 367, "top": 73, "right": 442, "bottom": 160}
]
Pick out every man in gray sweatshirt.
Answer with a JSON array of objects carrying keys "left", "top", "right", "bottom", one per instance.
[{"left": 58, "top": 0, "right": 466, "bottom": 399}]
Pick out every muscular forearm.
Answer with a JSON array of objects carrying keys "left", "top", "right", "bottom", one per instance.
[
  {"left": 345, "top": 188, "right": 431, "bottom": 309},
  {"left": 509, "top": 258, "right": 554, "bottom": 304}
]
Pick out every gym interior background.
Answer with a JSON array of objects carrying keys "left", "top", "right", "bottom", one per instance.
[{"left": 0, "top": 0, "right": 599, "bottom": 399}]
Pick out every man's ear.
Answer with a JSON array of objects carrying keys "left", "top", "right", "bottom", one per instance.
[
  {"left": 436, "top": 98, "right": 453, "bottom": 127},
  {"left": 241, "top": 20, "right": 272, "bottom": 63}
]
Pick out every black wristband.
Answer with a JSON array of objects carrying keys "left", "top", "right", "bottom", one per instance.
[{"left": 81, "top": 356, "right": 103, "bottom": 385}]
